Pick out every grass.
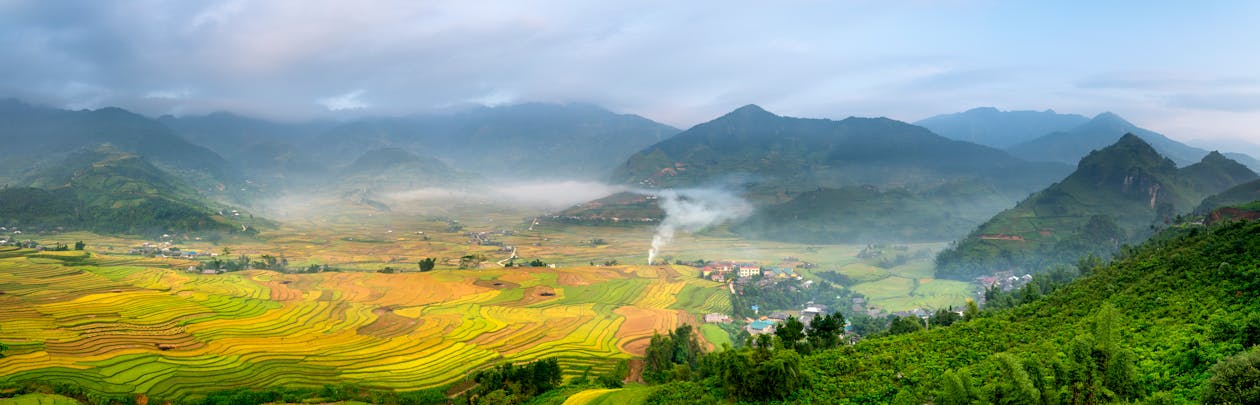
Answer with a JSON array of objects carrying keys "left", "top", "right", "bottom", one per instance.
[
  {"left": 699, "top": 324, "right": 734, "bottom": 348},
  {"left": 0, "top": 393, "right": 83, "bottom": 405}
]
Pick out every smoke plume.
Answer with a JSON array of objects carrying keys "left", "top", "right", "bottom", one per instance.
[{"left": 648, "top": 188, "right": 752, "bottom": 264}]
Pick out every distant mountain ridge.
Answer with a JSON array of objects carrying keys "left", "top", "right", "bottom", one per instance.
[
  {"left": 936, "top": 134, "right": 1258, "bottom": 279},
  {"left": 612, "top": 104, "right": 1071, "bottom": 196},
  {"left": 1006, "top": 111, "right": 1260, "bottom": 170},
  {"left": 312, "top": 103, "right": 679, "bottom": 181},
  {"left": 0, "top": 99, "right": 244, "bottom": 197},
  {"left": 914, "top": 107, "right": 1089, "bottom": 148}
]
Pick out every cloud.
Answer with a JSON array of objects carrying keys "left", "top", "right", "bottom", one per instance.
[
  {"left": 0, "top": 1, "right": 1258, "bottom": 145},
  {"left": 1168, "top": 92, "right": 1260, "bottom": 112},
  {"left": 318, "top": 90, "right": 368, "bottom": 111}
]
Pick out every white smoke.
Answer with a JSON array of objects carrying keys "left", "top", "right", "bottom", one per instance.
[{"left": 647, "top": 188, "right": 752, "bottom": 264}]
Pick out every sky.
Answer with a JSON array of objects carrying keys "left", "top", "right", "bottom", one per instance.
[{"left": 2, "top": 0, "right": 1259, "bottom": 153}]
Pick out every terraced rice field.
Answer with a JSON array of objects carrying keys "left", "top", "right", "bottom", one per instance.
[{"left": 0, "top": 250, "right": 729, "bottom": 401}]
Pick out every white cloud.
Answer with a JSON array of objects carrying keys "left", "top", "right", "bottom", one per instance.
[{"left": 318, "top": 89, "right": 368, "bottom": 111}]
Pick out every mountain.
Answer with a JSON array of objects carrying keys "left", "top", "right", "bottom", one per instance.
[
  {"left": 157, "top": 112, "right": 332, "bottom": 186},
  {"left": 936, "top": 134, "right": 1257, "bottom": 279},
  {"left": 914, "top": 107, "right": 1089, "bottom": 148},
  {"left": 1196, "top": 177, "right": 1260, "bottom": 214},
  {"left": 1180, "top": 150, "right": 1260, "bottom": 195},
  {"left": 0, "top": 146, "right": 253, "bottom": 236},
  {"left": 338, "top": 147, "right": 475, "bottom": 192},
  {"left": 313, "top": 103, "right": 678, "bottom": 181},
  {"left": 1006, "top": 111, "right": 1260, "bottom": 170},
  {"left": 0, "top": 99, "right": 244, "bottom": 196},
  {"left": 612, "top": 104, "right": 1071, "bottom": 195}
]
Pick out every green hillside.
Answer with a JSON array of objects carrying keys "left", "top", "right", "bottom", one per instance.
[
  {"left": 0, "top": 99, "right": 249, "bottom": 199},
  {"left": 0, "top": 147, "right": 251, "bottom": 236},
  {"left": 1196, "top": 178, "right": 1260, "bottom": 214},
  {"left": 793, "top": 218, "right": 1260, "bottom": 403},
  {"left": 936, "top": 134, "right": 1257, "bottom": 279}
]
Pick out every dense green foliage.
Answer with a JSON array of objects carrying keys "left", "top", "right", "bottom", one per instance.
[
  {"left": 793, "top": 218, "right": 1260, "bottom": 403},
  {"left": 729, "top": 276, "right": 859, "bottom": 319},
  {"left": 471, "top": 358, "right": 563, "bottom": 404},
  {"left": 1200, "top": 346, "right": 1260, "bottom": 404},
  {"left": 937, "top": 134, "right": 1256, "bottom": 279}
]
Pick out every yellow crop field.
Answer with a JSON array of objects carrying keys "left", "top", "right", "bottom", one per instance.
[{"left": 0, "top": 247, "right": 724, "bottom": 401}]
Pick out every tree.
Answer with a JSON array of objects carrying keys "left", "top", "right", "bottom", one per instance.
[
  {"left": 937, "top": 369, "right": 979, "bottom": 405},
  {"left": 417, "top": 257, "right": 436, "bottom": 272},
  {"left": 931, "top": 307, "right": 962, "bottom": 328},
  {"left": 644, "top": 333, "right": 676, "bottom": 383},
  {"left": 888, "top": 316, "right": 924, "bottom": 335},
  {"left": 458, "top": 254, "right": 485, "bottom": 269},
  {"left": 1201, "top": 346, "right": 1260, "bottom": 404},
  {"left": 987, "top": 354, "right": 1040, "bottom": 404},
  {"left": 806, "top": 313, "right": 845, "bottom": 349},
  {"left": 0, "top": 327, "right": 6, "bottom": 358},
  {"left": 774, "top": 316, "right": 806, "bottom": 351},
  {"left": 529, "top": 259, "right": 546, "bottom": 267},
  {"left": 73, "top": 240, "right": 85, "bottom": 250}
]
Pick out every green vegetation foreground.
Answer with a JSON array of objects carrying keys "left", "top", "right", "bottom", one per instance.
[{"left": 605, "top": 219, "right": 1260, "bottom": 404}]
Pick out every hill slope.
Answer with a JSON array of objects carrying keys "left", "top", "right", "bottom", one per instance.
[
  {"left": 0, "top": 147, "right": 249, "bottom": 236},
  {"left": 937, "top": 134, "right": 1257, "bottom": 279},
  {"left": 797, "top": 218, "right": 1260, "bottom": 403},
  {"left": 914, "top": 107, "right": 1089, "bottom": 148},
  {"left": 0, "top": 99, "right": 245, "bottom": 197}
]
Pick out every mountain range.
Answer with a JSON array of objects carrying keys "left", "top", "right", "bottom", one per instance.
[
  {"left": 612, "top": 104, "right": 1070, "bottom": 195},
  {"left": 917, "top": 107, "right": 1260, "bottom": 171},
  {"left": 935, "top": 134, "right": 1257, "bottom": 279}
]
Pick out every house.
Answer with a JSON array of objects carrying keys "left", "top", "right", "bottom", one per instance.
[
  {"left": 767, "top": 312, "right": 790, "bottom": 321},
  {"left": 747, "top": 320, "right": 776, "bottom": 335},
  {"left": 737, "top": 263, "right": 760, "bottom": 278},
  {"left": 704, "top": 313, "right": 732, "bottom": 323}
]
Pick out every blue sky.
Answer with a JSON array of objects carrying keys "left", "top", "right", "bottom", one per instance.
[{"left": 1, "top": 0, "right": 1258, "bottom": 152}]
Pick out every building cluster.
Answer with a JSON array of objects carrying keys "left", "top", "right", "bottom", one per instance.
[
  {"left": 976, "top": 270, "right": 1034, "bottom": 292},
  {"left": 740, "top": 306, "right": 829, "bottom": 336},
  {"left": 129, "top": 241, "right": 206, "bottom": 258},
  {"left": 701, "top": 260, "right": 804, "bottom": 283}
]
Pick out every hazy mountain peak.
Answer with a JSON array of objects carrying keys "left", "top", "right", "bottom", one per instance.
[
  {"left": 914, "top": 106, "right": 1089, "bottom": 148},
  {"left": 1201, "top": 150, "right": 1228, "bottom": 162},
  {"left": 1090, "top": 111, "right": 1133, "bottom": 126},
  {"left": 724, "top": 104, "right": 776, "bottom": 118}
]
